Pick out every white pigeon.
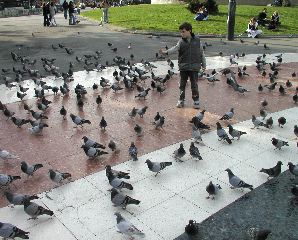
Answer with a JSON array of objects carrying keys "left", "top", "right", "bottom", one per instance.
[
  {"left": 0, "top": 149, "right": 18, "bottom": 160},
  {"left": 114, "top": 212, "right": 145, "bottom": 239}
]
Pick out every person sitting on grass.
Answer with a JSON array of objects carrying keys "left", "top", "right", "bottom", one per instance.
[
  {"left": 246, "top": 17, "right": 262, "bottom": 38},
  {"left": 257, "top": 8, "right": 269, "bottom": 26},
  {"left": 271, "top": 11, "right": 281, "bottom": 26},
  {"left": 194, "top": 7, "right": 208, "bottom": 21}
]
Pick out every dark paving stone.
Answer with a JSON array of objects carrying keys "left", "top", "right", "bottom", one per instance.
[{"left": 175, "top": 171, "right": 298, "bottom": 240}]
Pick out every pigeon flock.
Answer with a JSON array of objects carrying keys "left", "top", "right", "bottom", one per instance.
[{"left": 0, "top": 37, "right": 298, "bottom": 240}]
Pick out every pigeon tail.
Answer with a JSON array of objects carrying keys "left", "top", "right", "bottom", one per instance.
[
  {"left": 11, "top": 176, "right": 21, "bottom": 181},
  {"left": 127, "top": 197, "right": 141, "bottom": 205},
  {"left": 41, "top": 208, "right": 54, "bottom": 216},
  {"left": 61, "top": 173, "right": 71, "bottom": 179},
  {"left": 82, "top": 119, "right": 91, "bottom": 124},
  {"left": 123, "top": 182, "right": 133, "bottom": 190},
  {"left": 15, "top": 228, "right": 30, "bottom": 239},
  {"left": 225, "top": 137, "right": 232, "bottom": 144}
]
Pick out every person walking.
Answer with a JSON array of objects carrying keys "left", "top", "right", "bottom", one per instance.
[
  {"left": 68, "top": 1, "right": 75, "bottom": 25},
  {"left": 49, "top": 2, "right": 57, "bottom": 26},
  {"left": 42, "top": 2, "right": 50, "bottom": 26},
  {"left": 62, "top": 0, "right": 69, "bottom": 20},
  {"left": 159, "top": 22, "right": 206, "bottom": 109},
  {"left": 101, "top": 0, "right": 110, "bottom": 23}
]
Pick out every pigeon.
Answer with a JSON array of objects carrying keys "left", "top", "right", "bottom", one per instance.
[
  {"left": 28, "top": 122, "right": 49, "bottom": 135},
  {"left": 278, "top": 117, "right": 286, "bottom": 128},
  {"left": 247, "top": 227, "right": 271, "bottom": 240},
  {"left": 136, "top": 106, "right": 148, "bottom": 118},
  {"left": 288, "top": 162, "right": 298, "bottom": 177},
  {"left": 0, "top": 174, "right": 21, "bottom": 187},
  {"left": 3, "top": 108, "right": 15, "bottom": 120},
  {"left": 261, "top": 99, "right": 268, "bottom": 109},
  {"left": 114, "top": 212, "right": 145, "bottom": 238},
  {"left": 264, "top": 44, "right": 270, "bottom": 50},
  {"left": 82, "top": 136, "right": 105, "bottom": 149},
  {"left": 264, "top": 117, "right": 273, "bottom": 129},
  {"left": 294, "top": 125, "right": 298, "bottom": 138},
  {"left": 264, "top": 82, "right": 277, "bottom": 91},
  {"left": 60, "top": 106, "right": 67, "bottom": 120},
  {"left": 219, "top": 108, "right": 234, "bottom": 120},
  {"left": 23, "top": 198, "right": 53, "bottom": 219},
  {"left": 260, "top": 161, "right": 283, "bottom": 179},
  {"left": 129, "top": 142, "right": 138, "bottom": 161},
  {"left": 173, "top": 143, "right": 186, "bottom": 162},
  {"left": 191, "top": 126, "right": 203, "bottom": 144},
  {"left": 128, "top": 107, "right": 138, "bottom": 118},
  {"left": 225, "top": 168, "right": 253, "bottom": 190},
  {"left": 110, "top": 83, "right": 123, "bottom": 93},
  {"left": 291, "top": 185, "right": 298, "bottom": 197},
  {"left": 0, "top": 149, "right": 18, "bottom": 160},
  {"left": 145, "top": 159, "right": 172, "bottom": 176},
  {"left": 206, "top": 181, "right": 222, "bottom": 200},
  {"left": 99, "top": 116, "right": 107, "bottom": 130},
  {"left": 4, "top": 192, "right": 39, "bottom": 206},
  {"left": 135, "top": 88, "right": 151, "bottom": 99},
  {"left": 29, "top": 110, "right": 47, "bottom": 120},
  {"left": 293, "top": 94, "right": 298, "bottom": 104},
  {"left": 105, "top": 165, "right": 130, "bottom": 179},
  {"left": 185, "top": 220, "right": 199, "bottom": 236},
  {"left": 81, "top": 145, "right": 108, "bottom": 158},
  {"left": 286, "top": 80, "right": 293, "bottom": 88},
  {"left": 107, "top": 171, "right": 133, "bottom": 190},
  {"left": 70, "top": 114, "right": 91, "bottom": 127},
  {"left": 204, "top": 73, "right": 220, "bottom": 83},
  {"left": 195, "top": 109, "right": 206, "bottom": 122},
  {"left": 279, "top": 85, "right": 286, "bottom": 95},
  {"left": 0, "top": 222, "right": 29, "bottom": 239},
  {"left": 258, "top": 84, "right": 263, "bottom": 92},
  {"left": 259, "top": 109, "right": 268, "bottom": 120},
  {"left": 21, "top": 161, "right": 43, "bottom": 177},
  {"left": 109, "top": 188, "right": 140, "bottom": 209},
  {"left": 227, "top": 124, "right": 247, "bottom": 140},
  {"left": 252, "top": 115, "right": 267, "bottom": 129},
  {"left": 108, "top": 140, "right": 117, "bottom": 152},
  {"left": 189, "top": 142, "right": 203, "bottom": 160},
  {"left": 216, "top": 122, "right": 232, "bottom": 144},
  {"left": 153, "top": 116, "right": 165, "bottom": 129},
  {"left": 271, "top": 137, "right": 289, "bottom": 150},
  {"left": 96, "top": 95, "right": 102, "bottom": 106},
  {"left": 134, "top": 124, "right": 143, "bottom": 136},
  {"left": 191, "top": 117, "right": 210, "bottom": 130},
  {"left": 48, "top": 169, "right": 71, "bottom": 184},
  {"left": 11, "top": 117, "right": 29, "bottom": 128}
]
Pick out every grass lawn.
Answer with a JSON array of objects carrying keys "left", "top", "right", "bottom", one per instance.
[{"left": 82, "top": 4, "right": 298, "bottom": 35}]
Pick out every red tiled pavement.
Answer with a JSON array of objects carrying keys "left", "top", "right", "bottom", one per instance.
[{"left": 0, "top": 62, "right": 297, "bottom": 207}]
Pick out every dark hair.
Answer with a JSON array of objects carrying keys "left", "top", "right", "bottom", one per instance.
[{"left": 179, "top": 22, "right": 192, "bottom": 32}]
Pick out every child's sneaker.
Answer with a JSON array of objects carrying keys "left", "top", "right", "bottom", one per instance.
[
  {"left": 176, "top": 100, "right": 185, "bottom": 108},
  {"left": 193, "top": 101, "right": 200, "bottom": 109}
]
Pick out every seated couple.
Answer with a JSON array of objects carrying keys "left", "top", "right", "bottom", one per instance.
[{"left": 194, "top": 7, "right": 208, "bottom": 21}]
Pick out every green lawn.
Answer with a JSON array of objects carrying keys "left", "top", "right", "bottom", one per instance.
[{"left": 82, "top": 4, "right": 298, "bottom": 35}]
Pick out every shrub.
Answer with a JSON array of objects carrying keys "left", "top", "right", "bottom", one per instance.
[
  {"left": 202, "top": 0, "right": 218, "bottom": 14},
  {"left": 187, "top": 0, "right": 203, "bottom": 14}
]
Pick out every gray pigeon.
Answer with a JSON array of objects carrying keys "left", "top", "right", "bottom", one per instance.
[
  {"left": 145, "top": 159, "right": 172, "bottom": 176},
  {"left": 251, "top": 115, "right": 267, "bottom": 129},
  {"left": 219, "top": 108, "right": 234, "bottom": 120},
  {"left": 288, "top": 162, "right": 298, "bottom": 177},
  {"left": 216, "top": 122, "right": 232, "bottom": 144},
  {"left": 192, "top": 126, "right": 203, "bottom": 143},
  {"left": 70, "top": 113, "right": 91, "bottom": 127},
  {"left": 110, "top": 188, "right": 140, "bottom": 209},
  {"left": 128, "top": 107, "right": 138, "bottom": 118},
  {"left": 134, "top": 124, "right": 143, "bottom": 136},
  {"left": 105, "top": 165, "right": 130, "bottom": 179},
  {"left": 206, "top": 181, "right": 222, "bottom": 200},
  {"left": 129, "top": 142, "right": 138, "bottom": 161},
  {"left": 0, "top": 149, "right": 18, "bottom": 160},
  {"left": 23, "top": 198, "right": 53, "bottom": 219},
  {"left": 21, "top": 161, "right": 43, "bottom": 177},
  {"left": 136, "top": 106, "right": 148, "bottom": 118},
  {"left": 0, "top": 174, "right": 21, "bottom": 187},
  {"left": 82, "top": 136, "right": 105, "bottom": 149},
  {"left": 225, "top": 168, "right": 253, "bottom": 190},
  {"left": 99, "top": 116, "right": 107, "bottom": 130},
  {"left": 153, "top": 116, "right": 165, "bottom": 129},
  {"left": 260, "top": 161, "right": 283, "bottom": 179},
  {"left": 81, "top": 145, "right": 108, "bottom": 158},
  {"left": 189, "top": 142, "right": 202, "bottom": 160},
  {"left": 48, "top": 169, "right": 71, "bottom": 184},
  {"left": 0, "top": 222, "right": 29, "bottom": 239},
  {"left": 4, "top": 192, "right": 39, "bottom": 206},
  {"left": 173, "top": 143, "right": 186, "bottom": 162},
  {"left": 247, "top": 227, "right": 271, "bottom": 240},
  {"left": 196, "top": 109, "right": 206, "bottom": 122},
  {"left": 271, "top": 137, "right": 289, "bottom": 150},
  {"left": 106, "top": 171, "right": 133, "bottom": 190},
  {"left": 114, "top": 212, "right": 145, "bottom": 238},
  {"left": 108, "top": 140, "right": 117, "bottom": 152},
  {"left": 227, "top": 124, "right": 247, "bottom": 140},
  {"left": 28, "top": 122, "right": 49, "bottom": 135}
]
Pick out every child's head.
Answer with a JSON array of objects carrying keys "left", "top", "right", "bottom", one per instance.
[{"left": 179, "top": 22, "right": 192, "bottom": 38}]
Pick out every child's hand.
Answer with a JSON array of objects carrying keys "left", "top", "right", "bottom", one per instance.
[{"left": 159, "top": 48, "right": 167, "bottom": 55}]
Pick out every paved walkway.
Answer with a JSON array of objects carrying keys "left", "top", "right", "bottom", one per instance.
[{"left": 0, "top": 13, "right": 298, "bottom": 240}]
